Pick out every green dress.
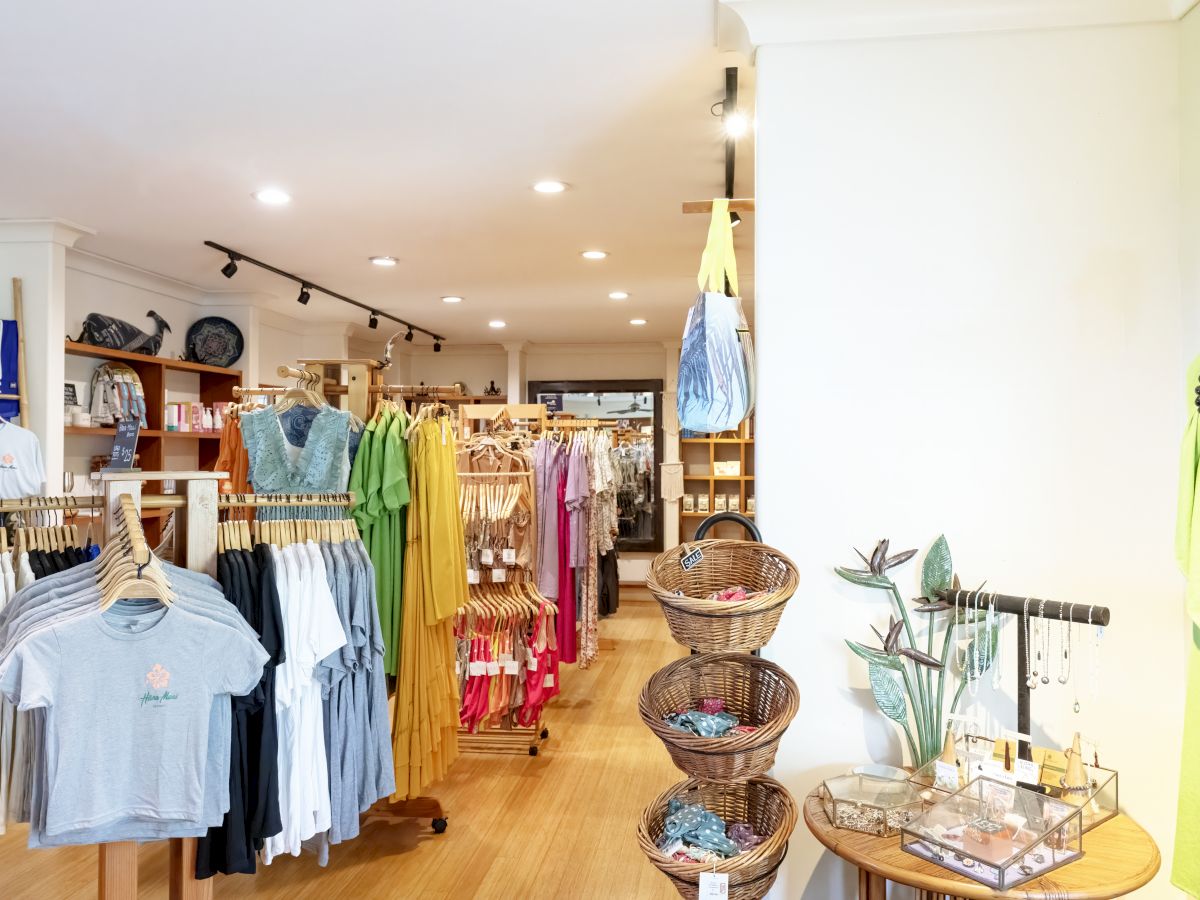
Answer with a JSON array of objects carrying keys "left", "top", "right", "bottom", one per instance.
[{"left": 1174, "top": 354, "right": 1200, "bottom": 897}]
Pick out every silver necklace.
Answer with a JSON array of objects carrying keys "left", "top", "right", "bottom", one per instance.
[
  {"left": 1024, "top": 597, "right": 1037, "bottom": 689},
  {"left": 1038, "top": 598, "right": 1050, "bottom": 684},
  {"left": 1057, "top": 603, "right": 1070, "bottom": 685},
  {"left": 989, "top": 591, "right": 1003, "bottom": 689},
  {"left": 968, "top": 590, "right": 981, "bottom": 698}
]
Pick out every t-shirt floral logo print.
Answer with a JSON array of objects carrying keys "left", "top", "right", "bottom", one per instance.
[
  {"left": 140, "top": 664, "right": 177, "bottom": 706},
  {"left": 0, "top": 454, "right": 14, "bottom": 469}
]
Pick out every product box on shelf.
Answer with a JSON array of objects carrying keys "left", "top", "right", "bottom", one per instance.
[
  {"left": 713, "top": 460, "right": 741, "bottom": 477},
  {"left": 697, "top": 494, "right": 710, "bottom": 513},
  {"left": 683, "top": 494, "right": 695, "bottom": 513},
  {"left": 714, "top": 494, "right": 727, "bottom": 512},
  {"left": 818, "top": 773, "right": 924, "bottom": 837},
  {"left": 900, "top": 777, "right": 1084, "bottom": 890}
]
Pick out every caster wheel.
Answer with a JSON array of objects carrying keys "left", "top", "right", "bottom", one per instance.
[
  {"left": 432, "top": 818, "right": 448, "bottom": 834},
  {"left": 540, "top": 728, "right": 549, "bottom": 740},
  {"left": 528, "top": 746, "right": 538, "bottom": 757}
]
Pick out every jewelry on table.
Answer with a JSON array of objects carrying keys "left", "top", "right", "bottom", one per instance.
[
  {"left": 1033, "top": 852, "right": 1045, "bottom": 864},
  {"left": 1024, "top": 597, "right": 1037, "bottom": 689},
  {"left": 1058, "top": 602, "right": 1070, "bottom": 685},
  {"left": 1020, "top": 864, "right": 1035, "bottom": 876},
  {"left": 1038, "top": 597, "right": 1051, "bottom": 684}
]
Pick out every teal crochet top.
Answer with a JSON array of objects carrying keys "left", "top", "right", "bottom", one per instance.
[{"left": 240, "top": 405, "right": 352, "bottom": 520}]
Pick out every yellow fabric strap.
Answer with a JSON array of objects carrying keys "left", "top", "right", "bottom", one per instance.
[{"left": 696, "top": 198, "right": 739, "bottom": 296}]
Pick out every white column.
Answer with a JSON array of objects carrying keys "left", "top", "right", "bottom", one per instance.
[
  {"left": 0, "top": 219, "right": 93, "bottom": 494},
  {"left": 662, "top": 340, "right": 681, "bottom": 550},
  {"left": 503, "top": 341, "right": 528, "bottom": 402}
]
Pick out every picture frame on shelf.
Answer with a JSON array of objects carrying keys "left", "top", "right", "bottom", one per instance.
[{"left": 697, "top": 494, "right": 710, "bottom": 513}]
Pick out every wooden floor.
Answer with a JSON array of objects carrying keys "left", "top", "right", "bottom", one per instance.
[{"left": 0, "top": 597, "right": 688, "bottom": 899}]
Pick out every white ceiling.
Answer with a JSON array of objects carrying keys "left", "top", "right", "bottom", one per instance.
[{"left": 0, "top": 1, "right": 754, "bottom": 346}]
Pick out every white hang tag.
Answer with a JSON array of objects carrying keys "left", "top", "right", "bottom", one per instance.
[
  {"left": 527, "top": 655, "right": 539, "bottom": 672},
  {"left": 486, "top": 660, "right": 501, "bottom": 676},
  {"left": 467, "top": 569, "right": 481, "bottom": 585},
  {"left": 542, "top": 673, "right": 555, "bottom": 688},
  {"left": 933, "top": 760, "right": 960, "bottom": 788},
  {"left": 502, "top": 548, "right": 517, "bottom": 565},
  {"left": 981, "top": 760, "right": 1018, "bottom": 786},
  {"left": 480, "top": 549, "right": 494, "bottom": 566},
  {"left": 698, "top": 872, "right": 729, "bottom": 899},
  {"left": 1015, "top": 758, "right": 1040, "bottom": 785},
  {"left": 468, "top": 660, "right": 486, "bottom": 677},
  {"left": 492, "top": 568, "right": 507, "bottom": 582},
  {"left": 455, "top": 660, "right": 461, "bottom": 675},
  {"left": 502, "top": 659, "right": 519, "bottom": 675}
]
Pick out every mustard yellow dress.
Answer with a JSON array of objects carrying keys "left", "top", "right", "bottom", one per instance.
[{"left": 391, "top": 416, "right": 465, "bottom": 799}]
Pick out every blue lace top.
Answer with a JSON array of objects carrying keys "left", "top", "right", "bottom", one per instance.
[{"left": 240, "top": 405, "right": 353, "bottom": 520}]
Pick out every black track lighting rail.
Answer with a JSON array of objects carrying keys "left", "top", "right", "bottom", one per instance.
[{"left": 203, "top": 240, "right": 446, "bottom": 343}]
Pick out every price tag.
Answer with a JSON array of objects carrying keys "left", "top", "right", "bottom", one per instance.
[
  {"left": 455, "top": 660, "right": 461, "bottom": 675},
  {"left": 981, "top": 761, "right": 1018, "bottom": 786},
  {"left": 527, "top": 655, "right": 538, "bottom": 672},
  {"left": 106, "top": 418, "right": 141, "bottom": 470},
  {"left": 542, "top": 673, "right": 555, "bottom": 688},
  {"left": 480, "top": 549, "right": 494, "bottom": 566},
  {"left": 698, "top": 872, "right": 729, "bottom": 899},
  {"left": 1015, "top": 758, "right": 1040, "bottom": 785},
  {"left": 467, "top": 569, "right": 481, "bottom": 585},
  {"left": 681, "top": 547, "right": 704, "bottom": 571},
  {"left": 486, "top": 660, "right": 501, "bottom": 676},
  {"left": 502, "top": 548, "right": 517, "bottom": 565},
  {"left": 468, "top": 660, "right": 486, "bottom": 677},
  {"left": 502, "top": 660, "right": 519, "bottom": 675},
  {"left": 933, "top": 760, "right": 960, "bottom": 788},
  {"left": 491, "top": 568, "right": 507, "bottom": 582}
]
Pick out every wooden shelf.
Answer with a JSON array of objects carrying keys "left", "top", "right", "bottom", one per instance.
[
  {"left": 64, "top": 427, "right": 221, "bottom": 440},
  {"left": 679, "top": 420, "right": 755, "bottom": 541},
  {"left": 65, "top": 340, "right": 242, "bottom": 377},
  {"left": 683, "top": 474, "right": 754, "bottom": 481},
  {"left": 682, "top": 437, "right": 756, "bottom": 444},
  {"left": 681, "top": 511, "right": 755, "bottom": 518}
]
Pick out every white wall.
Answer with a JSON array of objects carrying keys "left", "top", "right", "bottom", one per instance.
[
  {"left": 755, "top": 23, "right": 1185, "bottom": 898},
  {"left": 408, "top": 345, "right": 507, "bottom": 395}
]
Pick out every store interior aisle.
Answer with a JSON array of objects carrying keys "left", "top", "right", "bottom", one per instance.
[{"left": 0, "top": 595, "right": 686, "bottom": 900}]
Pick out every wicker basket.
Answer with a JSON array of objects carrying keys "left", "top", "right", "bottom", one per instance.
[
  {"left": 639, "top": 653, "right": 799, "bottom": 783},
  {"left": 646, "top": 539, "right": 799, "bottom": 652},
  {"left": 637, "top": 776, "right": 798, "bottom": 900}
]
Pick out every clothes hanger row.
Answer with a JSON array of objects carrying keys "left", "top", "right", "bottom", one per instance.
[{"left": 96, "top": 494, "right": 175, "bottom": 610}]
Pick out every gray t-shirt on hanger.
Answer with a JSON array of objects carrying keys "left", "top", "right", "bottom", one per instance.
[{"left": 0, "top": 602, "right": 265, "bottom": 840}]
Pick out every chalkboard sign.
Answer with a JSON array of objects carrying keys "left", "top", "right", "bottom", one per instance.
[
  {"left": 108, "top": 418, "right": 140, "bottom": 469},
  {"left": 63, "top": 383, "right": 78, "bottom": 406}
]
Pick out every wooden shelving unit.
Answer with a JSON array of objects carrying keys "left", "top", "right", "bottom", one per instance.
[
  {"left": 64, "top": 340, "right": 241, "bottom": 543},
  {"left": 679, "top": 419, "right": 754, "bottom": 541}
]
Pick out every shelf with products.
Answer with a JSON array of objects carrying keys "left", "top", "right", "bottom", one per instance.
[
  {"left": 64, "top": 340, "right": 241, "bottom": 543},
  {"left": 679, "top": 418, "right": 755, "bottom": 541}
]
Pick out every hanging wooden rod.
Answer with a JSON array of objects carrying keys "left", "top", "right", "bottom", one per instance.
[
  {"left": 0, "top": 492, "right": 357, "bottom": 513},
  {"left": 203, "top": 240, "right": 447, "bottom": 343},
  {"left": 276, "top": 366, "right": 323, "bottom": 385},
  {"left": 681, "top": 198, "right": 755, "bottom": 214}
]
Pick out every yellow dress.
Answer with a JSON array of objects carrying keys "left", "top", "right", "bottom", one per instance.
[{"left": 391, "top": 416, "right": 466, "bottom": 799}]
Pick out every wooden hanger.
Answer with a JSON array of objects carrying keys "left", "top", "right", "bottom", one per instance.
[{"left": 97, "top": 495, "right": 175, "bottom": 610}]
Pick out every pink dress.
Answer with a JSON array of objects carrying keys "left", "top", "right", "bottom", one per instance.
[{"left": 556, "top": 468, "right": 577, "bottom": 663}]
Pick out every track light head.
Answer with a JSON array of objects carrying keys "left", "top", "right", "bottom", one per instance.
[
  {"left": 297, "top": 285, "right": 311, "bottom": 305},
  {"left": 730, "top": 211, "right": 742, "bottom": 228},
  {"left": 220, "top": 255, "right": 239, "bottom": 278},
  {"left": 404, "top": 327, "right": 414, "bottom": 343},
  {"left": 433, "top": 341, "right": 442, "bottom": 353},
  {"left": 368, "top": 312, "right": 379, "bottom": 330}
]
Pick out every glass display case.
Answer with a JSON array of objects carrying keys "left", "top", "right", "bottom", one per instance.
[
  {"left": 901, "top": 778, "right": 1084, "bottom": 890},
  {"left": 819, "top": 773, "right": 924, "bottom": 837},
  {"left": 907, "top": 734, "right": 998, "bottom": 807},
  {"left": 1037, "top": 755, "right": 1119, "bottom": 833}
]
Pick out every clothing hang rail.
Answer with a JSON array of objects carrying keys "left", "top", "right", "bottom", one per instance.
[
  {"left": 275, "top": 366, "right": 323, "bottom": 386},
  {"left": 202, "top": 240, "right": 447, "bottom": 343},
  {"left": 545, "top": 418, "right": 616, "bottom": 429},
  {"left": 0, "top": 492, "right": 356, "bottom": 513},
  {"left": 935, "top": 588, "right": 1113, "bottom": 763}
]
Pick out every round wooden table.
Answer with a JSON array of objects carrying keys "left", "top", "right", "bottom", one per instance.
[{"left": 803, "top": 790, "right": 1159, "bottom": 900}]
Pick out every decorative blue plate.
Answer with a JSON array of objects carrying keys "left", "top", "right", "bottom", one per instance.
[{"left": 185, "top": 317, "right": 244, "bottom": 367}]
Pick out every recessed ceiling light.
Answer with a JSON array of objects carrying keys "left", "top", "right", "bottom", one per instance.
[
  {"left": 608, "top": 291, "right": 629, "bottom": 300},
  {"left": 441, "top": 296, "right": 463, "bottom": 304},
  {"left": 253, "top": 187, "right": 291, "bottom": 206},
  {"left": 630, "top": 318, "right": 647, "bottom": 326},
  {"left": 489, "top": 320, "right": 507, "bottom": 329},
  {"left": 369, "top": 256, "right": 398, "bottom": 267},
  {"left": 533, "top": 181, "right": 568, "bottom": 193},
  {"left": 581, "top": 250, "right": 608, "bottom": 260}
]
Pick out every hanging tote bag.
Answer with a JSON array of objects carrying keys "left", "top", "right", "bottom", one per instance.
[{"left": 677, "top": 199, "right": 756, "bottom": 434}]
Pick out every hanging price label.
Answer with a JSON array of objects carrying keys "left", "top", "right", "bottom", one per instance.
[
  {"left": 491, "top": 568, "right": 507, "bottom": 582},
  {"left": 502, "top": 660, "right": 519, "bottom": 675},
  {"left": 527, "top": 655, "right": 538, "bottom": 672},
  {"left": 467, "top": 569, "right": 481, "bottom": 585},
  {"left": 698, "top": 872, "right": 729, "bottom": 899},
  {"left": 486, "top": 660, "right": 501, "bottom": 676},
  {"left": 480, "top": 549, "right": 494, "bottom": 566},
  {"left": 468, "top": 660, "right": 487, "bottom": 677},
  {"left": 502, "top": 548, "right": 517, "bottom": 565},
  {"left": 542, "top": 673, "right": 555, "bottom": 688}
]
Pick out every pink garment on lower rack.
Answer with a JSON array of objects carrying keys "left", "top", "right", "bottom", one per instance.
[{"left": 556, "top": 469, "right": 577, "bottom": 663}]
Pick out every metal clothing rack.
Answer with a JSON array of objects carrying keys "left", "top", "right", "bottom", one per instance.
[{"left": 936, "top": 588, "right": 1112, "bottom": 763}]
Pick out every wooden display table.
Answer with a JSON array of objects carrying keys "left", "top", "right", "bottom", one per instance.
[{"left": 803, "top": 790, "right": 1159, "bottom": 900}]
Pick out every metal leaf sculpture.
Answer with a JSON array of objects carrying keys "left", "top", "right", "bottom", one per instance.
[{"left": 841, "top": 534, "right": 981, "bottom": 767}]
